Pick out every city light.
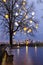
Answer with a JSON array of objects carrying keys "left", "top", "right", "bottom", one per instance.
[
  {"left": 26, "top": 40, "right": 28, "bottom": 45},
  {"left": 17, "top": 45, "right": 20, "bottom": 48}
]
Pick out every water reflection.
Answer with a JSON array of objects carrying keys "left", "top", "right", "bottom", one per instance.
[
  {"left": 26, "top": 46, "right": 28, "bottom": 56},
  {"left": 17, "top": 48, "right": 20, "bottom": 56},
  {"left": 26, "top": 46, "right": 33, "bottom": 65},
  {"left": 1, "top": 47, "right": 43, "bottom": 65},
  {"left": 35, "top": 46, "right": 37, "bottom": 56}
]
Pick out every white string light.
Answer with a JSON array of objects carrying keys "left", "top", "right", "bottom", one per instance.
[
  {"left": 15, "top": 12, "right": 19, "bottom": 16},
  {"left": 15, "top": 22, "right": 19, "bottom": 26},
  {"left": 32, "top": 11, "right": 35, "bottom": 16},
  {"left": 16, "top": 3, "right": 19, "bottom": 8}
]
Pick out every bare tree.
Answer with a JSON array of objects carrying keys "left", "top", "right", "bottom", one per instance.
[{"left": 0, "top": 0, "right": 38, "bottom": 47}]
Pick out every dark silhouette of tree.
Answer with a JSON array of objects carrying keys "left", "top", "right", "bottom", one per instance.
[{"left": 0, "top": 0, "right": 38, "bottom": 47}]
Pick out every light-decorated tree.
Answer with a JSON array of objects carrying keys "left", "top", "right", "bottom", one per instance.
[{"left": 0, "top": 0, "right": 38, "bottom": 47}]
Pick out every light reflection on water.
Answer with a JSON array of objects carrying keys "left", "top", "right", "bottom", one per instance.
[
  {"left": 2, "top": 47, "right": 43, "bottom": 65},
  {"left": 13, "top": 46, "right": 33, "bottom": 65},
  {"left": 26, "top": 46, "right": 28, "bottom": 55},
  {"left": 35, "top": 46, "right": 37, "bottom": 56},
  {"left": 17, "top": 48, "right": 20, "bottom": 56},
  {"left": 13, "top": 47, "right": 43, "bottom": 65},
  {"left": 26, "top": 46, "right": 33, "bottom": 65}
]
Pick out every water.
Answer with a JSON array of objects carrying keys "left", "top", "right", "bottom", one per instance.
[
  {"left": 9, "top": 46, "right": 43, "bottom": 65},
  {"left": 1, "top": 46, "right": 43, "bottom": 65}
]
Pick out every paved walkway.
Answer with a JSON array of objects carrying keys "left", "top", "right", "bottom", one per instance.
[
  {"left": 1, "top": 52, "right": 13, "bottom": 65},
  {"left": 0, "top": 45, "right": 7, "bottom": 65}
]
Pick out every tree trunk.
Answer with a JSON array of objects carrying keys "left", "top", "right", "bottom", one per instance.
[{"left": 10, "top": 33, "right": 13, "bottom": 48}]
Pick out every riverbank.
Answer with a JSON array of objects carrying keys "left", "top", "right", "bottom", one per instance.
[{"left": 0, "top": 43, "right": 43, "bottom": 48}]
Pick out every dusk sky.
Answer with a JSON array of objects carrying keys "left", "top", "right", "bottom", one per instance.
[{"left": 0, "top": 0, "right": 43, "bottom": 42}]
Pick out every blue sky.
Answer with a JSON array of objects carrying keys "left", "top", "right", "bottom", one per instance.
[{"left": 0, "top": 0, "right": 43, "bottom": 42}]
